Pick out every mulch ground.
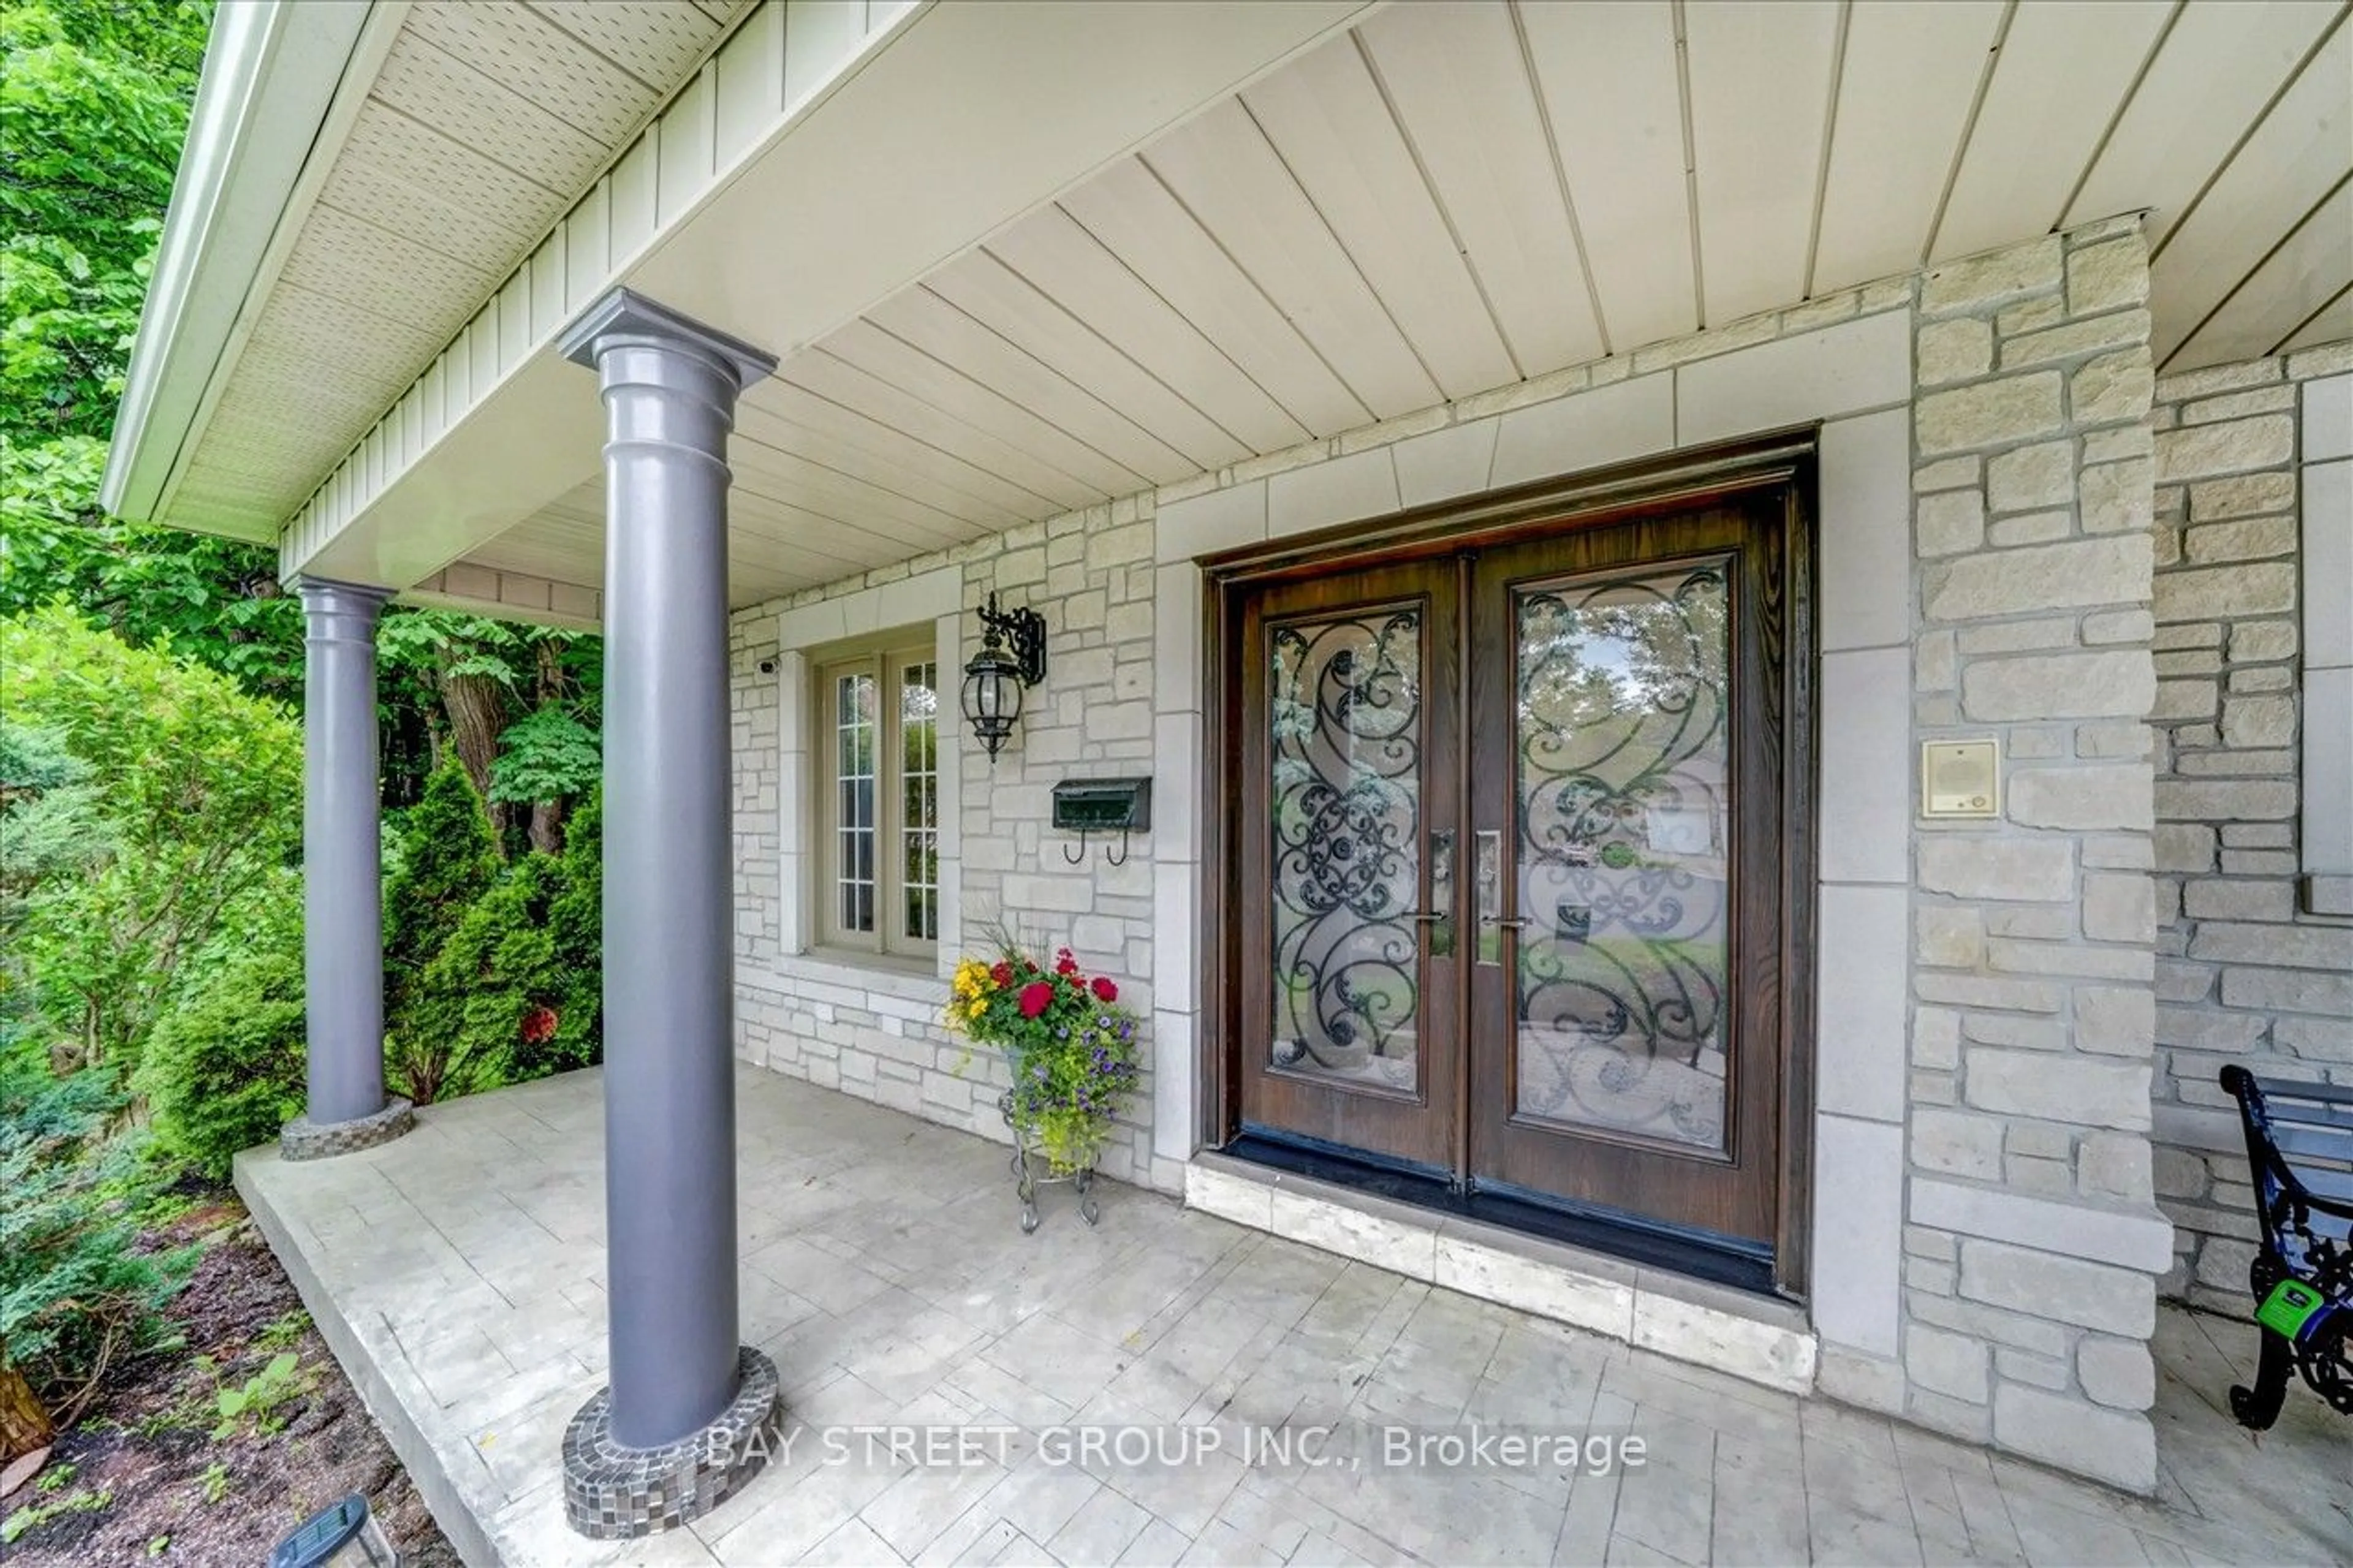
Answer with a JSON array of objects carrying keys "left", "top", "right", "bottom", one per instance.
[{"left": 3, "top": 1192, "right": 459, "bottom": 1567}]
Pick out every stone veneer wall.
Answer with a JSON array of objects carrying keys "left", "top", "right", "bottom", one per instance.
[
  {"left": 2145, "top": 346, "right": 2353, "bottom": 1311},
  {"left": 1888, "top": 224, "right": 2170, "bottom": 1489},
  {"left": 728, "top": 504, "right": 1183, "bottom": 1198},
  {"left": 727, "top": 219, "right": 2180, "bottom": 1491}
]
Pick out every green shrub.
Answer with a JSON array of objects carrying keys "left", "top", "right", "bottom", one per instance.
[
  {"left": 0, "top": 610, "right": 300, "bottom": 1069},
  {"left": 135, "top": 912, "right": 306, "bottom": 1181},
  {"left": 382, "top": 759, "right": 498, "bottom": 1103},
  {"left": 1, "top": 1032, "right": 194, "bottom": 1433},
  {"left": 403, "top": 837, "right": 602, "bottom": 1091}
]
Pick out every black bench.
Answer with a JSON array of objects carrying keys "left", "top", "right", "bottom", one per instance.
[{"left": 2218, "top": 1066, "right": 2353, "bottom": 1429}]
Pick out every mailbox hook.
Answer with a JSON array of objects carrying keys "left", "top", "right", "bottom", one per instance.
[{"left": 1061, "top": 826, "right": 1134, "bottom": 866}]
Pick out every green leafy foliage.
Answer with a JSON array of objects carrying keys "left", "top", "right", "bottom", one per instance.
[
  {"left": 1, "top": 1, "right": 203, "bottom": 448},
  {"left": 0, "top": 721, "right": 114, "bottom": 915},
  {"left": 0, "top": 1031, "right": 194, "bottom": 1428},
  {"left": 0, "top": 609, "right": 299, "bottom": 1068},
  {"left": 209, "top": 1350, "right": 301, "bottom": 1439},
  {"left": 0, "top": 0, "right": 305, "bottom": 701},
  {"left": 489, "top": 703, "right": 601, "bottom": 807},
  {"left": 133, "top": 879, "right": 306, "bottom": 1181}
]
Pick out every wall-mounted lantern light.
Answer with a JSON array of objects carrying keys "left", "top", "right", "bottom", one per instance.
[{"left": 961, "top": 592, "right": 1046, "bottom": 763}]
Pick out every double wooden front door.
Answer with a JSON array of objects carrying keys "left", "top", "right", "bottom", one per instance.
[{"left": 1229, "top": 487, "right": 1798, "bottom": 1257}]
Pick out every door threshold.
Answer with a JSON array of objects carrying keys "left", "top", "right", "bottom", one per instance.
[
  {"left": 1226, "top": 1128, "right": 1775, "bottom": 1293},
  {"left": 1187, "top": 1150, "right": 1817, "bottom": 1397}
]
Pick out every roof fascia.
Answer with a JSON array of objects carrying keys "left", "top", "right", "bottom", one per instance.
[{"left": 101, "top": 0, "right": 401, "bottom": 535}]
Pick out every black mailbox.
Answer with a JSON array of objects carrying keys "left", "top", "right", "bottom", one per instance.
[{"left": 1052, "top": 778, "right": 1151, "bottom": 833}]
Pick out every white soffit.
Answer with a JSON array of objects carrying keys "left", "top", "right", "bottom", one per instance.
[
  {"left": 106, "top": 0, "right": 749, "bottom": 542},
  {"left": 146, "top": 1, "right": 2351, "bottom": 612},
  {"left": 452, "top": 0, "right": 2352, "bottom": 610}
]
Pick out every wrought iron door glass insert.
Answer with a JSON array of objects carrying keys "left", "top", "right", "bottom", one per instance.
[
  {"left": 1514, "top": 559, "right": 1732, "bottom": 1151},
  {"left": 1268, "top": 606, "right": 1423, "bottom": 1092}
]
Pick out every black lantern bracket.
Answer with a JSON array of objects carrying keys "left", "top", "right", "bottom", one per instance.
[
  {"left": 963, "top": 593, "right": 1047, "bottom": 765},
  {"left": 978, "top": 593, "right": 1047, "bottom": 686}
]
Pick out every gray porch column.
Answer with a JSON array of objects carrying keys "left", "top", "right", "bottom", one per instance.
[
  {"left": 557, "top": 289, "right": 782, "bottom": 1539},
  {"left": 281, "top": 578, "right": 412, "bottom": 1161}
]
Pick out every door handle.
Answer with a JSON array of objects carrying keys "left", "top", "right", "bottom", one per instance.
[
  {"left": 1474, "top": 830, "right": 1521, "bottom": 964},
  {"left": 1417, "top": 831, "right": 1455, "bottom": 954}
]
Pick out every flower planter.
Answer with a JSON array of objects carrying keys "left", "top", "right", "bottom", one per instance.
[
  {"left": 998, "top": 1090, "right": 1099, "bottom": 1234},
  {"left": 947, "top": 941, "right": 1140, "bottom": 1234}
]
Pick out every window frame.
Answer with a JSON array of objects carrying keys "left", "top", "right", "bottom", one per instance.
[{"left": 813, "top": 633, "right": 942, "bottom": 960}]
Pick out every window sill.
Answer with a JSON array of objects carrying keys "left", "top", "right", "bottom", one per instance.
[
  {"left": 741, "top": 948, "right": 946, "bottom": 1004},
  {"left": 2299, "top": 874, "right": 2353, "bottom": 918}
]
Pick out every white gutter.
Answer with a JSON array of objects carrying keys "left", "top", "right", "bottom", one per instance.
[{"left": 100, "top": 0, "right": 394, "bottom": 538}]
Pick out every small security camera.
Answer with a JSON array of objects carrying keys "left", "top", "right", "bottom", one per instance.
[{"left": 757, "top": 657, "right": 778, "bottom": 675}]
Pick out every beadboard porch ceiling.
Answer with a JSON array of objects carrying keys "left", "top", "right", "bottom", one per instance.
[{"left": 121, "top": 1, "right": 2353, "bottom": 624}]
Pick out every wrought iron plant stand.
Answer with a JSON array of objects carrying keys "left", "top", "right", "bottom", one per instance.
[{"left": 999, "top": 1091, "right": 1099, "bottom": 1233}]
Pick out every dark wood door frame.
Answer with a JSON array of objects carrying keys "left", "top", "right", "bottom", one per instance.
[{"left": 1194, "top": 431, "right": 1821, "bottom": 1298}]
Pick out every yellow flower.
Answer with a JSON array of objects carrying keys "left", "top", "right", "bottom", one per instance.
[{"left": 968, "top": 999, "right": 987, "bottom": 1018}]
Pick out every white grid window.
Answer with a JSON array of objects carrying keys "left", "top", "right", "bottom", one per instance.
[
  {"left": 819, "top": 643, "right": 939, "bottom": 956},
  {"left": 901, "top": 661, "right": 940, "bottom": 943},
  {"left": 834, "top": 672, "right": 877, "bottom": 935}
]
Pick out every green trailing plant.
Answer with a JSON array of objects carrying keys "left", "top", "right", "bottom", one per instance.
[{"left": 198, "top": 1462, "right": 229, "bottom": 1506}]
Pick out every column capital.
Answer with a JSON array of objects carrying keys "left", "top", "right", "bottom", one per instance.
[
  {"left": 558, "top": 287, "right": 777, "bottom": 393},
  {"left": 292, "top": 575, "right": 394, "bottom": 613}
]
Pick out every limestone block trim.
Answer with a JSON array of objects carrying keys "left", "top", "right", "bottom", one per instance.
[
  {"left": 1158, "top": 297, "right": 1919, "bottom": 1358},
  {"left": 768, "top": 565, "right": 966, "bottom": 979},
  {"left": 2298, "top": 372, "right": 2351, "bottom": 903}
]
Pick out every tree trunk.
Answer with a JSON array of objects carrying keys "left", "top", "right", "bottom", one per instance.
[
  {"left": 0, "top": 1362, "right": 55, "bottom": 1464},
  {"left": 437, "top": 667, "right": 509, "bottom": 844},
  {"left": 525, "top": 635, "right": 574, "bottom": 856}
]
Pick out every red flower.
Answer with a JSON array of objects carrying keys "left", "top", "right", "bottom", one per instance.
[
  {"left": 1091, "top": 976, "right": 1118, "bottom": 1003},
  {"left": 1018, "top": 982, "right": 1055, "bottom": 1018},
  {"left": 520, "top": 1006, "right": 559, "bottom": 1045},
  {"left": 1055, "top": 948, "right": 1079, "bottom": 975},
  {"left": 991, "top": 961, "right": 1014, "bottom": 987}
]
